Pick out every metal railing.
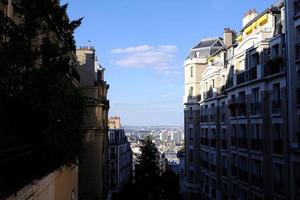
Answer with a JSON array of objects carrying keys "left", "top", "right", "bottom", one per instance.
[
  {"left": 0, "top": 144, "right": 41, "bottom": 199},
  {"left": 236, "top": 66, "right": 257, "bottom": 85},
  {"left": 251, "top": 102, "right": 261, "bottom": 115},
  {"left": 272, "top": 100, "right": 281, "bottom": 114}
]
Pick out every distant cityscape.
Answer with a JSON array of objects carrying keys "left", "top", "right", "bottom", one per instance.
[{"left": 124, "top": 126, "right": 184, "bottom": 170}]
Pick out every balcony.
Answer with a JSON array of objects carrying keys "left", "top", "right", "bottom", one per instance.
[
  {"left": 204, "top": 88, "right": 214, "bottom": 99},
  {"left": 109, "top": 169, "right": 116, "bottom": 175},
  {"left": 202, "top": 160, "right": 209, "bottom": 170},
  {"left": 296, "top": 43, "right": 300, "bottom": 61},
  {"left": 251, "top": 102, "right": 261, "bottom": 115},
  {"left": 210, "top": 139, "right": 216, "bottom": 148},
  {"left": 201, "top": 138, "right": 209, "bottom": 146},
  {"left": 297, "top": 89, "right": 300, "bottom": 105},
  {"left": 0, "top": 144, "right": 42, "bottom": 199},
  {"left": 110, "top": 153, "right": 116, "bottom": 159},
  {"left": 200, "top": 114, "right": 209, "bottom": 123},
  {"left": 228, "top": 99, "right": 236, "bottom": 117},
  {"left": 210, "top": 111, "right": 216, "bottom": 123},
  {"left": 252, "top": 175, "right": 264, "bottom": 188},
  {"left": 236, "top": 66, "right": 257, "bottom": 85},
  {"left": 222, "top": 140, "right": 227, "bottom": 149},
  {"left": 226, "top": 76, "right": 234, "bottom": 88},
  {"left": 272, "top": 100, "right": 282, "bottom": 114},
  {"left": 273, "top": 180, "right": 284, "bottom": 194},
  {"left": 273, "top": 140, "right": 283, "bottom": 154},
  {"left": 251, "top": 139, "right": 263, "bottom": 151},
  {"left": 294, "top": 1, "right": 300, "bottom": 18},
  {"left": 217, "top": 86, "right": 226, "bottom": 96},
  {"left": 222, "top": 167, "right": 227, "bottom": 176},
  {"left": 231, "top": 137, "right": 237, "bottom": 147},
  {"left": 220, "top": 107, "right": 226, "bottom": 122},
  {"left": 200, "top": 109, "right": 209, "bottom": 123},
  {"left": 264, "top": 57, "right": 285, "bottom": 77},
  {"left": 210, "top": 164, "right": 216, "bottom": 173},
  {"left": 237, "top": 103, "right": 247, "bottom": 116},
  {"left": 239, "top": 169, "right": 248, "bottom": 182},
  {"left": 232, "top": 166, "right": 238, "bottom": 177},
  {"left": 238, "top": 138, "right": 247, "bottom": 149}
]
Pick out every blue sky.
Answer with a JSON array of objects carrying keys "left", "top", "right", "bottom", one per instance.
[{"left": 63, "top": 0, "right": 276, "bottom": 126}]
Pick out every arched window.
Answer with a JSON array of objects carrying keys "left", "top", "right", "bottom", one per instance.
[{"left": 189, "top": 87, "right": 193, "bottom": 96}]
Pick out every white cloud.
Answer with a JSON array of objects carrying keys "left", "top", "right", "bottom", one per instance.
[
  {"left": 110, "top": 45, "right": 154, "bottom": 54},
  {"left": 110, "top": 45, "right": 180, "bottom": 75}
]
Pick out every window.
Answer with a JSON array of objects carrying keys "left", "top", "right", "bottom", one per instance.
[
  {"left": 190, "top": 66, "right": 194, "bottom": 77},
  {"left": 252, "top": 124, "right": 262, "bottom": 139},
  {"left": 238, "top": 91, "right": 246, "bottom": 103},
  {"left": 252, "top": 159, "right": 262, "bottom": 176},
  {"left": 189, "top": 149, "right": 194, "bottom": 162},
  {"left": 252, "top": 88, "right": 260, "bottom": 103},
  {"left": 273, "top": 124, "right": 283, "bottom": 154},
  {"left": 189, "top": 169, "right": 194, "bottom": 179},
  {"left": 239, "top": 156, "right": 247, "bottom": 171},
  {"left": 272, "top": 44, "right": 279, "bottom": 58},
  {"left": 189, "top": 107, "right": 193, "bottom": 117},
  {"left": 221, "top": 129, "right": 226, "bottom": 140},
  {"left": 272, "top": 83, "right": 280, "bottom": 102},
  {"left": 251, "top": 53, "right": 259, "bottom": 67},
  {"left": 189, "top": 128, "right": 193, "bottom": 140},
  {"left": 189, "top": 87, "right": 193, "bottom": 96},
  {"left": 212, "top": 79, "right": 215, "bottom": 88},
  {"left": 239, "top": 188, "right": 247, "bottom": 200},
  {"left": 273, "top": 163, "right": 283, "bottom": 181}
]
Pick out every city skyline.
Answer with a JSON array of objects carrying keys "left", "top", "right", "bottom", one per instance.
[{"left": 64, "top": 0, "right": 276, "bottom": 126}]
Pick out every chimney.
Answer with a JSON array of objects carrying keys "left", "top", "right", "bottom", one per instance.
[
  {"left": 223, "top": 28, "right": 235, "bottom": 47},
  {"left": 242, "top": 9, "right": 258, "bottom": 27}
]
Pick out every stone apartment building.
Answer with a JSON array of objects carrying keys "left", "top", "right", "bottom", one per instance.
[
  {"left": 108, "top": 129, "right": 132, "bottom": 197},
  {"left": 284, "top": 0, "right": 300, "bottom": 199},
  {"left": 0, "top": 1, "right": 80, "bottom": 199},
  {"left": 76, "top": 46, "right": 110, "bottom": 200},
  {"left": 184, "top": 1, "right": 300, "bottom": 200},
  {"left": 108, "top": 116, "right": 121, "bottom": 129}
]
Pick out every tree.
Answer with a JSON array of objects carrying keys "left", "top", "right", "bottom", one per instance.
[
  {"left": 161, "top": 170, "right": 181, "bottom": 200},
  {"left": 134, "top": 136, "right": 161, "bottom": 200},
  {"left": 112, "top": 136, "right": 182, "bottom": 200},
  {"left": 0, "top": 0, "right": 84, "bottom": 169}
]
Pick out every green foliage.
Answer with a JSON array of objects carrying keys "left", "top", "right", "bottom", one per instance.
[
  {"left": 112, "top": 137, "right": 182, "bottom": 200},
  {"left": 0, "top": 0, "right": 84, "bottom": 167}
]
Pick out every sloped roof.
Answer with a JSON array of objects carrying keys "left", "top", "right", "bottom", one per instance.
[{"left": 192, "top": 38, "right": 224, "bottom": 49}]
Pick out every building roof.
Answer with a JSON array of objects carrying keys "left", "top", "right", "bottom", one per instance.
[{"left": 192, "top": 38, "right": 224, "bottom": 49}]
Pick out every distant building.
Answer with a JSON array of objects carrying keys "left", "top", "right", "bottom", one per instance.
[
  {"left": 160, "top": 131, "right": 170, "bottom": 142},
  {"left": 108, "top": 129, "right": 132, "bottom": 197},
  {"left": 171, "top": 131, "right": 182, "bottom": 145},
  {"left": 108, "top": 116, "right": 121, "bottom": 129},
  {"left": 76, "top": 46, "right": 110, "bottom": 200}
]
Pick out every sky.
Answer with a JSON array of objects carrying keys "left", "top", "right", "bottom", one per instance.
[{"left": 63, "top": 0, "right": 276, "bottom": 126}]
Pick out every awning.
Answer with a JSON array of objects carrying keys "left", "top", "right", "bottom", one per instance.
[
  {"left": 236, "top": 35, "right": 243, "bottom": 42},
  {"left": 244, "top": 25, "right": 253, "bottom": 35},
  {"left": 257, "top": 14, "right": 268, "bottom": 26},
  {"left": 251, "top": 21, "right": 257, "bottom": 30},
  {"left": 207, "top": 56, "right": 214, "bottom": 62}
]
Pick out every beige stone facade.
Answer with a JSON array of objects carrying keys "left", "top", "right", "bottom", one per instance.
[
  {"left": 6, "top": 166, "right": 78, "bottom": 200},
  {"left": 76, "top": 46, "right": 110, "bottom": 200},
  {"left": 183, "top": 2, "right": 295, "bottom": 200},
  {"left": 108, "top": 116, "right": 121, "bottom": 129}
]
